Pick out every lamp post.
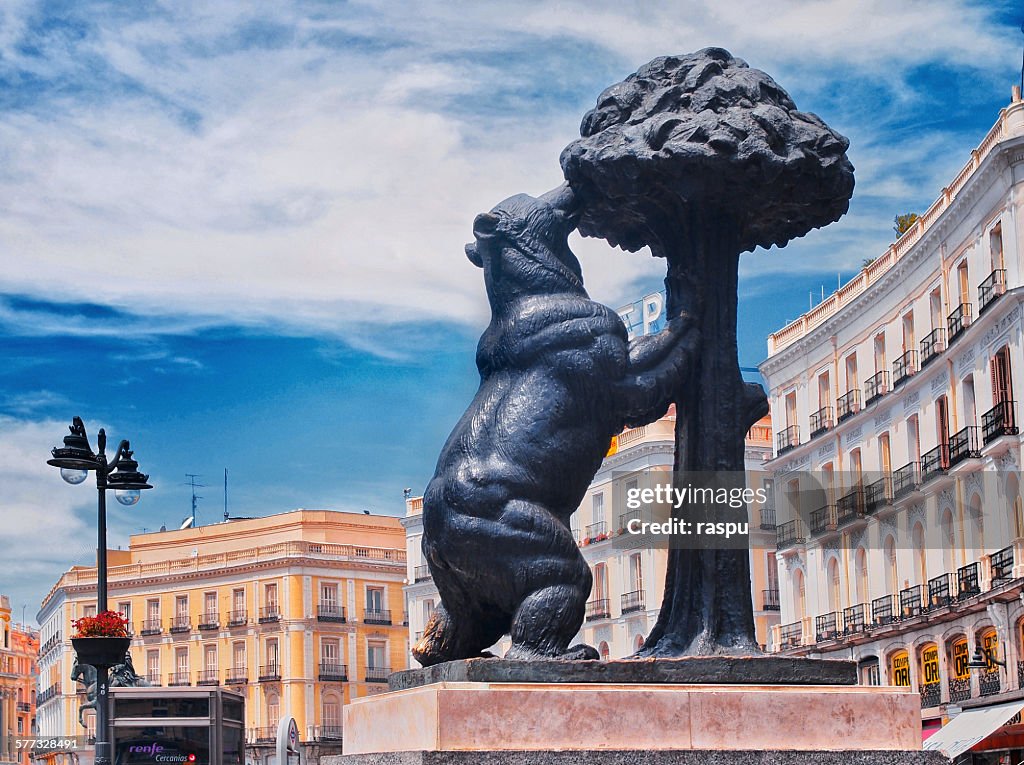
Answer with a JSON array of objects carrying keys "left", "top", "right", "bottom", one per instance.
[{"left": 47, "top": 417, "right": 152, "bottom": 765}]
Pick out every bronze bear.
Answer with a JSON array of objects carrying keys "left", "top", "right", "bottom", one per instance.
[{"left": 413, "top": 184, "right": 697, "bottom": 665}]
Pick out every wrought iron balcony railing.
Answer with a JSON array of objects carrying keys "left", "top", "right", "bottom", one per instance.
[
  {"left": 759, "top": 505, "right": 776, "bottom": 530},
  {"left": 983, "top": 400, "right": 1018, "bottom": 444},
  {"left": 762, "top": 588, "right": 780, "bottom": 611},
  {"left": 198, "top": 613, "right": 219, "bottom": 631},
  {"left": 585, "top": 598, "right": 611, "bottom": 621},
  {"left": 168, "top": 671, "right": 191, "bottom": 686},
  {"left": 225, "top": 669, "right": 248, "bottom": 685},
  {"left": 892, "top": 350, "right": 918, "bottom": 387},
  {"left": 948, "top": 426, "right": 981, "bottom": 467},
  {"left": 140, "top": 619, "right": 162, "bottom": 636},
  {"left": 836, "top": 389, "right": 861, "bottom": 422},
  {"left": 413, "top": 564, "right": 432, "bottom": 582},
  {"left": 815, "top": 612, "right": 839, "bottom": 642},
  {"left": 870, "top": 594, "right": 895, "bottom": 625},
  {"left": 258, "top": 664, "right": 281, "bottom": 682},
  {"left": 618, "top": 508, "right": 642, "bottom": 532},
  {"left": 776, "top": 425, "right": 799, "bottom": 455},
  {"left": 315, "top": 726, "right": 344, "bottom": 742},
  {"left": 978, "top": 268, "right": 1007, "bottom": 314},
  {"left": 196, "top": 669, "right": 220, "bottom": 686},
  {"left": 842, "top": 603, "right": 866, "bottom": 634},
  {"left": 920, "top": 443, "right": 949, "bottom": 484},
  {"left": 864, "top": 370, "right": 889, "bottom": 405},
  {"left": 145, "top": 672, "right": 160, "bottom": 685},
  {"left": 258, "top": 606, "right": 281, "bottom": 623},
  {"left": 809, "top": 406, "right": 833, "bottom": 438},
  {"left": 864, "top": 475, "right": 892, "bottom": 513},
  {"left": 920, "top": 327, "right": 946, "bottom": 367},
  {"left": 317, "top": 604, "right": 346, "bottom": 623},
  {"left": 776, "top": 519, "right": 806, "bottom": 550},
  {"left": 319, "top": 662, "right": 348, "bottom": 681},
  {"left": 585, "top": 521, "right": 608, "bottom": 539},
  {"left": 363, "top": 608, "right": 392, "bottom": 625},
  {"left": 810, "top": 504, "right": 837, "bottom": 536},
  {"left": 621, "top": 590, "right": 646, "bottom": 614},
  {"left": 836, "top": 487, "right": 865, "bottom": 526},
  {"left": 227, "top": 609, "right": 248, "bottom": 627},
  {"left": 956, "top": 562, "right": 980, "bottom": 600},
  {"left": 779, "top": 621, "right": 803, "bottom": 647},
  {"left": 991, "top": 545, "right": 1015, "bottom": 586},
  {"left": 928, "top": 573, "right": 952, "bottom": 608},
  {"left": 365, "top": 667, "right": 390, "bottom": 683},
  {"left": 899, "top": 585, "right": 924, "bottom": 618},
  {"left": 947, "top": 302, "right": 973, "bottom": 343},
  {"left": 892, "top": 462, "right": 920, "bottom": 500},
  {"left": 170, "top": 616, "right": 191, "bottom": 634}
]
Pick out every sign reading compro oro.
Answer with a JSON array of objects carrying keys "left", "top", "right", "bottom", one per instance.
[
  {"left": 921, "top": 644, "right": 940, "bottom": 685},
  {"left": 951, "top": 637, "right": 970, "bottom": 680},
  {"left": 890, "top": 650, "right": 910, "bottom": 687}
]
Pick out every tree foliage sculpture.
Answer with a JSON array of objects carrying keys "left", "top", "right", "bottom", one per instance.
[{"left": 561, "top": 48, "right": 855, "bottom": 655}]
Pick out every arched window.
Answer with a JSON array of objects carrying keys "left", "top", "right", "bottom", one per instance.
[
  {"left": 598, "top": 641, "right": 610, "bottom": 661},
  {"left": 592, "top": 563, "right": 608, "bottom": 602},
  {"left": 855, "top": 547, "right": 868, "bottom": 604},
  {"left": 884, "top": 536, "right": 898, "bottom": 594},
  {"left": 826, "top": 558, "right": 840, "bottom": 612},
  {"left": 634, "top": 635, "right": 645, "bottom": 653},
  {"left": 793, "top": 569, "right": 806, "bottom": 620},
  {"left": 941, "top": 509, "right": 956, "bottom": 573},
  {"left": 968, "top": 492, "right": 984, "bottom": 552},
  {"left": 912, "top": 523, "right": 926, "bottom": 585},
  {"left": 322, "top": 692, "right": 341, "bottom": 735}
]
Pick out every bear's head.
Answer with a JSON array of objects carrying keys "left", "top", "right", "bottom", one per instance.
[{"left": 466, "top": 185, "right": 586, "bottom": 308}]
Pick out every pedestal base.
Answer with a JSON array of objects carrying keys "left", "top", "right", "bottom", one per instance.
[
  {"left": 341, "top": 682, "right": 923, "bottom": 755},
  {"left": 328, "top": 751, "right": 948, "bottom": 765}
]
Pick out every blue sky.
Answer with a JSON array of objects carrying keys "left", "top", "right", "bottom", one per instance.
[{"left": 1, "top": 0, "right": 1021, "bottom": 621}]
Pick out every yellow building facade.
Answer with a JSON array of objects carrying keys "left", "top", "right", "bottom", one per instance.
[
  {"left": 36, "top": 511, "right": 405, "bottom": 764},
  {"left": 0, "top": 595, "right": 38, "bottom": 765}
]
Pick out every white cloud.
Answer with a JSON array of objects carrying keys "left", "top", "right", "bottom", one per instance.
[{"left": 0, "top": 0, "right": 1016, "bottom": 345}]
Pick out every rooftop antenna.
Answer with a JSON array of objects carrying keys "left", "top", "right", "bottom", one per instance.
[
  {"left": 184, "top": 473, "right": 206, "bottom": 528},
  {"left": 224, "top": 468, "right": 229, "bottom": 522}
]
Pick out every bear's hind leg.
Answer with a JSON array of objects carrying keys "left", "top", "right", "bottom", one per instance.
[
  {"left": 506, "top": 584, "right": 599, "bottom": 661},
  {"left": 412, "top": 601, "right": 505, "bottom": 667}
]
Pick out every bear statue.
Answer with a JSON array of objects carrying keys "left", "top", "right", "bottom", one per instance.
[{"left": 412, "top": 183, "right": 697, "bottom": 666}]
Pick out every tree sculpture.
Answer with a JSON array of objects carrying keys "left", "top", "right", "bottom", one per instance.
[{"left": 561, "top": 48, "right": 855, "bottom": 655}]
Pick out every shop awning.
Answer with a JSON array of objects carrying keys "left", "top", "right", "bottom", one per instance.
[{"left": 922, "top": 701, "right": 1024, "bottom": 759}]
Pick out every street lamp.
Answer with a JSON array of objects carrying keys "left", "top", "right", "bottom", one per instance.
[
  {"left": 47, "top": 417, "right": 152, "bottom": 765},
  {"left": 968, "top": 640, "right": 1006, "bottom": 671}
]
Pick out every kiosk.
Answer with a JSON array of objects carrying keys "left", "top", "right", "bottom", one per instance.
[{"left": 109, "top": 687, "right": 244, "bottom": 765}]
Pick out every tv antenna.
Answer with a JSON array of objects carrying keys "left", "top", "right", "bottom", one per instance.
[{"left": 184, "top": 474, "right": 207, "bottom": 528}]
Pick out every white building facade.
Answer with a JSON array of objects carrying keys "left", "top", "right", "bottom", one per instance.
[{"left": 759, "top": 89, "right": 1024, "bottom": 757}]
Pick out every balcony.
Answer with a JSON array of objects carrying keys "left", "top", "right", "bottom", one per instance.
[
  {"left": 314, "top": 726, "right": 344, "bottom": 742},
  {"left": 759, "top": 505, "right": 776, "bottom": 530},
  {"left": 140, "top": 619, "right": 162, "bottom": 636},
  {"left": 870, "top": 594, "right": 895, "bottom": 625},
  {"left": 809, "top": 406, "right": 833, "bottom": 438},
  {"left": 365, "top": 667, "right": 390, "bottom": 683},
  {"left": 892, "top": 462, "right": 920, "bottom": 500},
  {"left": 225, "top": 669, "right": 248, "bottom": 685},
  {"left": 836, "top": 388, "right": 860, "bottom": 422},
  {"left": 980, "top": 671, "right": 1002, "bottom": 697},
  {"left": 776, "top": 519, "right": 806, "bottom": 550},
  {"left": 776, "top": 425, "right": 799, "bottom": 455},
  {"left": 17, "top": 701, "right": 31, "bottom": 712},
  {"left": 809, "top": 504, "right": 837, "bottom": 536},
  {"left": 978, "top": 268, "right": 1007, "bottom": 314},
  {"left": 145, "top": 672, "right": 160, "bottom": 685},
  {"left": 259, "top": 606, "right": 281, "bottom": 623},
  {"left": 948, "top": 426, "right": 981, "bottom": 467},
  {"left": 928, "top": 573, "right": 952, "bottom": 608},
  {"left": 842, "top": 603, "right": 866, "bottom": 634},
  {"left": 947, "top": 302, "right": 973, "bottom": 343},
  {"left": 919, "top": 682, "right": 940, "bottom": 709},
  {"left": 762, "top": 588, "right": 780, "bottom": 611},
  {"left": 168, "top": 671, "right": 191, "bottom": 687},
  {"left": 949, "top": 677, "right": 971, "bottom": 703},
  {"left": 169, "top": 616, "right": 191, "bottom": 634},
  {"left": 198, "top": 613, "right": 220, "bottom": 631},
  {"left": 899, "top": 585, "right": 924, "bottom": 618},
  {"left": 585, "top": 598, "right": 611, "bottom": 621},
  {"left": 920, "top": 327, "right": 946, "bottom": 366},
  {"left": 618, "top": 508, "right": 642, "bottom": 532},
  {"left": 836, "top": 487, "right": 865, "bottom": 526},
  {"left": 258, "top": 664, "right": 281, "bottom": 682},
  {"left": 585, "top": 521, "right": 608, "bottom": 541},
  {"left": 317, "top": 604, "right": 346, "bottom": 623},
  {"left": 253, "top": 728, "right": 276, "bottom": 744},
  {"left": 983, "top": 400, "right": 1018, "bottom": 444},
  {"left": 864, "top": 475, "right": 892, "bottom": 513},
  {"left": 227, "top": 609, "right": 248, "bottom": 627},
  {"left": 779, "top": 621, "right": 803, "bottom": 648},
  {"left": 957, "top": 562, "right": 980, "bottom": 600},
  {"left": 37, "top": 684, "right": 61, "bottom": 706},
  {"left": 991, "top": 545, "right": 1015, "bottom": 586},
  {"left": 864, "top": 370, "right": 889, "bottom": 406},
  {"left": 413, "top": 564, "right": 432, "bottom": 582},
  {"left": 815, "top": 612, "right": 839, "bottom": 642},
  {"left": 920, "top": 443, "right": 949, "bottom": 485},
  {"left": 892, "top": 350, "right": 918, "bottom": 387},
  {"left": 319, "top": 662, "right": 348, "bottom": 682},
  {"left": 363, "top": 609, "right": 392, "bottom": 625},
  {"left": 196, "top": 670, "right": 220, "bottom": 686},
  {"left": 621, "top": 590, "right": 646, "bottom": 614}
]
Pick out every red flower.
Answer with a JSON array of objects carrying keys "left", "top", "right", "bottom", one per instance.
[{"left": 73, "top": 611, "right": 128, "bottom": 638}]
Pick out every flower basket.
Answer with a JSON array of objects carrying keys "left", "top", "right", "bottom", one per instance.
[{"left": 72, "top": 636, "right": 131, "bottom": 667}]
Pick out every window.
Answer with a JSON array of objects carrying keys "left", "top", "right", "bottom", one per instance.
[
  {"left": 83, "top": 605, "right": 96, "bottom": 618},
  {"left": 366, "top": 587, "right": 384, "bottom": 613},
  {"left": 879, "top": 434, "right": 891, "bottom": 476},
  {"left": 912, "top": 523, "right": 926, "bottom": 585},
  {"left": 991, "top": 346, "right": 1014, "bottom": 404},
  {"left": 592, "top": 563, "right": 608, "bottom": 601},
  {"left": 232, "top": 642, "right": 246, "bottom": 671},
  {"left": 884, "top": 536, "right": 897, "bottom": 594},
  {"left": 175, "top": 648, "right": 188, "bottom": 676},
  {"left": 855, "top": 548, "right": 869, "bottom": 604},
  {"left": 629, "top": 553, "right": 644, "bottom": 593},
  {"left": 929, "top": 288, "right": 942, "bottom": 332},
  {"left": 118, "top": 602, "right": 132, "bottom": 627},
  {"left": 873, "top": 332, "right": 886, "bottom": 376},
  {"left": 267, "top": 695, "right": 280, "bottom": 728},
  {"left": 849, "top": 449, "right": 862, "bottom": 488},
  {"left": 264, "top": 583, "right": 278, "bottom": 609},
  {"left": 232, "top": 588, "right": 245, "bottom": 613},
  {"left": 941, "top": 510, "right": 956, "bottom": 572},
  {"left": 592, "top": 492, "right": 604, "bottom": 526},
  {"left": 794, "top": 569, "right": 806, "bottom": 620},
  {"left": 901, "top": 312, "right": 915, "bottom": 353},
  {"left": 907, "top": 415, "right": 921, "bottom": 464},
  {"left": 817, "top": 371, "right": 831, "bottom": 411},
  {"left": 827, "top": 558, "right": 840, "bottom": 612},
  {"left": 322, "top": 696, "right": 340, "bottom": 729},
  {"left": 422, "top": 599, "right": 435, "bottom": 622},
  {"left": 146, "top": 650, "right": 159, "bottom": 683},
  {"left": 962, "top": 375, "right": 977, "bottom": 427},
  {"left": 766, "top": 552, "right": 778, "bottom": 592},
  {"left": 265, "top": 639, "right": 279, "bottom": 668},
  {"left": 175, "top": 596, "right": 188, "bottom": 618},
  {"left": 785, "top": 390, "right": 797, "bottom": 428},
  {"left": 845, "top": 354, "right": 858, "bottom": 391},
  {"left": 990, "top": 224, "right": 1004, "bottom": 271},
  {"left": 859, "top": 657, "right": 881, "bottom": 686},
  {"left": 936, "top": 395, "right": 949, "bottom": 448},
  {"left": 320, "top": 582, "right": 339, "bottom": 609},
  {"left": 321, "top": 638, "right": 339, "bottom": 664},
  {"left": 204, "top": 592, "right": 217, "bottom": 618},
  {"left": 957, "top": 260, "right": 970, "bottom": 306},
  {"left": 367, "top": 641, "right": 386, "bottom": 669},
  {"left": 598, "top": 642, "right": 610, "bottom": 661}
]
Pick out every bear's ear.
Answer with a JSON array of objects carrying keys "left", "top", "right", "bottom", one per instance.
[
  {"left": 472, "top": 212, "right": 500, "bottom": 239},
  {"left": 465, "top": 243, "right": 483, "bottom": 268}
]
